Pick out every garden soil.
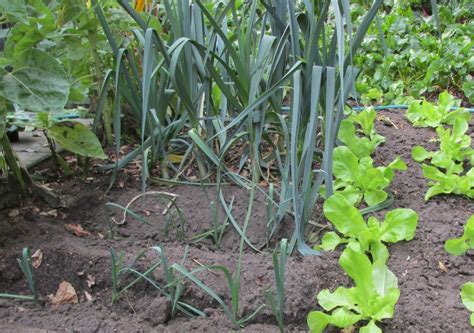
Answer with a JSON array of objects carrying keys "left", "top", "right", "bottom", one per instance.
[{"left": 0, "top": 110, "right": 473, "bottom": 332}]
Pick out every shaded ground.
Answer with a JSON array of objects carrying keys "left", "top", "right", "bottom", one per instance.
[{"left": 0, "top": 110, "right": 473, "bottom": 332}]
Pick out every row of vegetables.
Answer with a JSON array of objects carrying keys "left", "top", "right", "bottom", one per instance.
[{"left": 307, "top": 92, "right": 473, "bottom": 332}]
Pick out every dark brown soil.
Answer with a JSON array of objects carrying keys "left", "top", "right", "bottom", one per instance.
[{"left": 0, "top": 110, "right": 473, "bottom": 332}]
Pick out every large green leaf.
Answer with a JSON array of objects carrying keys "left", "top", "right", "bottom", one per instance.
[
  {"left": 307, "top": 311, "right": 331, "bottom": 333},
  {"left": 380, "top": 209, "right": 418, "bottom": 243},
  {"left": 324, "top": 194, "right": 367, "bottom": 236},
  {"left": 333, "top": 146, "right": 359, "bottom": 181},
  {"left": 339, "top": 247, "right": 373, "bottom": 298},
  {"left": 412, "top": 146, "right": 433, "bottom": 162},
  {"left": 317, "top": 287, "right": 355, "bottom": 311},
  {"left": 47, "top": 121, "right": 106, "bottom": 159},
  {"left": 0, "top": 0, "right": 27, "bottom": 23},
  {"left": 364, "top": 189, "right": 388, "bottom": 207},
  {"left": 319, "top": 232, "right": 343, "bottom": 251},
  {"left": 372, "top": 260, "right": 398, "bottom": 297},
  {"left": 371, "top": 288, "right": 400, "bottom": 321},
  {"left": 330, "top": 308, "right": 362, "bottom": 328},
  {"left": 1, "top": 49, "right": 69, "bottom": 111},
  {"left": 445, "top": 237, "right": 470, "bottom": 256}
]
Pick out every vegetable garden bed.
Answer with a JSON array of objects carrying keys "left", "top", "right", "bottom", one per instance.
[{"left": 0, "top": 109, "right": 472, "bottom": 332}]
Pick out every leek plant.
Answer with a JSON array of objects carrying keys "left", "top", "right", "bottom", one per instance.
[
  {"left": 264, "top": 239, "right": 288, "bottom": 333},
  {"left": 172, "top": 185, "right": 264, "bottom": 329},
  {"left": 95, "top": 0, "right": 383, "bottom": 254},
  {"left": 110, "top": 246, "right": 204, "bottom": 318},
  {"left": 0, "top": 248, "right": 38, "bottom": 303}
]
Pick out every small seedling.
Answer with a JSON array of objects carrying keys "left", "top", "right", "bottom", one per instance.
[
  {"left": 110, "top": 246, "right": 204, "bottom": 318},
  {"left": 264, "top": 239, "right": 288, "bottom": 333},
  {"left": 445, "top": 215, "right": 474, "bottom": 256},
  {"left": 412, "top": 118, "right": 473, "bottom": 173},
  {"left": 317, "top": 194, "right": 418, "bottom": 262},
  {"left": 322, "top": 146, "right": 407, "bottom": 208},
  {"left": 189, "top": 199, "right": 232, "bottom": 248},
  {"left": 406, "top": 91, "right": 471, "bottom": 128},
  {"left": 338, "top": 107, "right": 385, "bottom": 158},
  {"left": 422, "top": 165, "right": 474, "bottom": 200},
  {"left": 0, "top": 248, "right": 38, "bottom": 303},
  {"left": 173, "top": 186, "right": 265, "bottom": 328}
]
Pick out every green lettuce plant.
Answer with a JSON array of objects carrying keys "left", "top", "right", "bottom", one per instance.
[
  {"left": 445, "top": 215, "right": 474, "bottom": 256},
  {"left": 317, "top": 194, "right": 418, "bottom": 262},
  {"left": 348, "top": 107, "right": 379, "bottom": 138},
  {"left": 307, "top": 246, "right": 400, "bottom": 333},
  {"left": 412, "top": 118, "right": 474, "bottom": 173},
  {"left": 444, "top": 215, "right": 474, "bottom": 327},
  {"left": 461, "top": 282, "right": 474, "bottom": 326},
  {"left": 338, "top": 107, "right": 385, "bottom": 158},
  {"left": 405, "top": 91, "right": 471, "bottom": 128},
  {"left": 422, "top": 165, "right": 474, "bottom": 200},
  {"left": 412, "top": 116, "right": 473, "bottom": 201},
  {"left": 325, "top": 146, "right": 406, "bottom": 207}
]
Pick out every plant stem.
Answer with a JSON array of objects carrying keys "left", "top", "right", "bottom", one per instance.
[
  {"left": 234, "top": 184, "right": 256, "bottom": 323},
  {"left": 0, "top": 135, "right": 26, "bottom": 192}
]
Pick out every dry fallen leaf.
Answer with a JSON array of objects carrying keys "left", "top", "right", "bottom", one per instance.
[
  {"left": 40, "top": 209, "right": 58, "bottom": 217},
  {"left": 8, "top": 209, "right": 20, "bottom": 218},
  {"left": 50, "top": 281, "right": 78, "bottom": 307},
  {"left": 341, "top": 326, "right": 356, "bottom": 333},
  {"left": 97, "top": 232, "right": 104, "bottom": 239},
  {"left": 87, "top": 274, "right": 96, "bottom": 288},
  {"left": 31, "top": 249, "right": 43, "bottom": 269},
  {"left": 438, "top": 261, "right": 448, "bottom": 273},
  {"left": 65, "top": 224, "right": 91, "bottom": 237},
  {"left": 84, "top": 291, "right": 93, "bottom": 302}
]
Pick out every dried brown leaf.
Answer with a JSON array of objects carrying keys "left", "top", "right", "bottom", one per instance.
[
  {"left": 87, "top": 274, "right": 96, "bottom": 288},
  {"left": 65, "top": 224, "right": 91, "bottom": 237},
  {"left": 438, "top": 261, "right": 448, "bottom": 273},
  {"left": 84, "top": 291, "right": 93, "bottom": 302},
  {"left": 50, "top": 281, "right": 78, "bottom": 307},
  {"left": 31, "top": 249, "right": 43, "bottom": 269},
  {"left": 8, "top": 209, "right": 20, "bottom": 218},
  {"left": 41, "top": 209, "right": 58, "bottom": 217}
]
